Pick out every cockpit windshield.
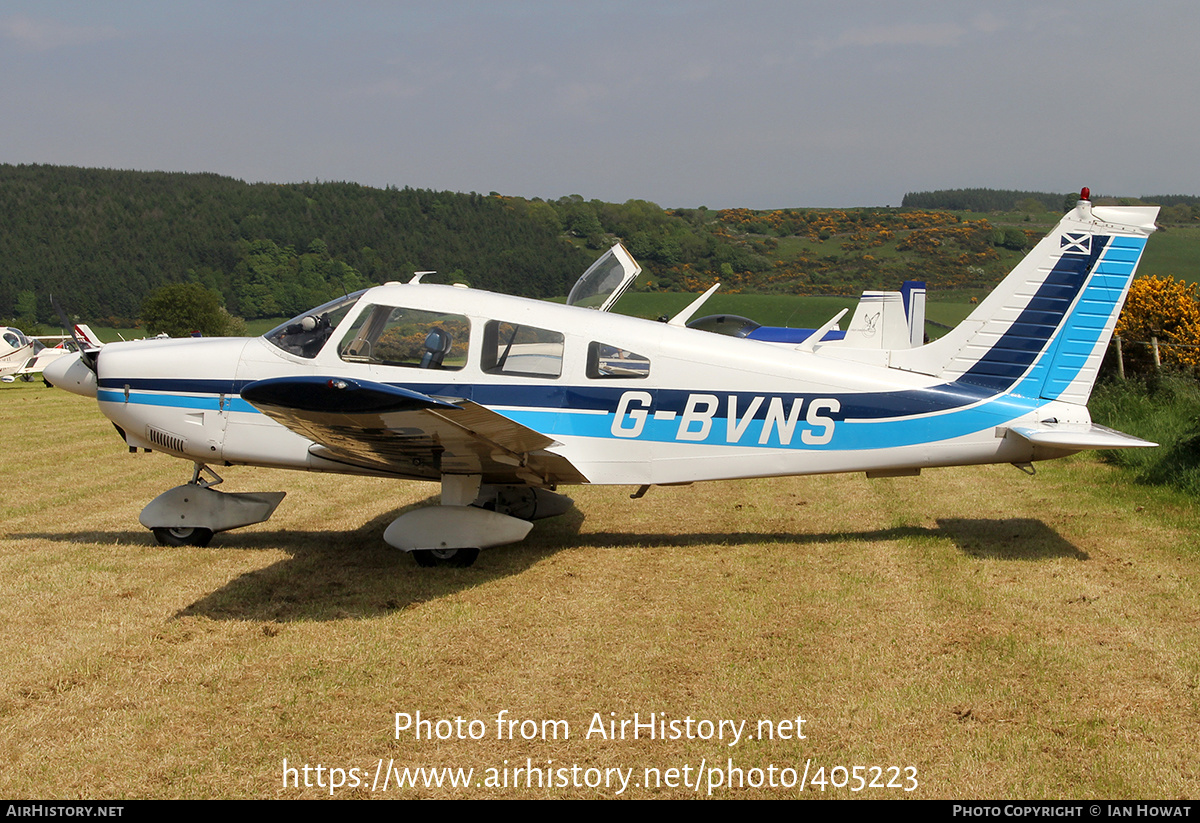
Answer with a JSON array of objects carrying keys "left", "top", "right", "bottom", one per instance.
[
  {"left": 264, "top": 290, "right": 366, "bottom": 358},
  {"left": 3, "top": 328, "right": 29, "bottom": 350},
  {"left": 566, "top": 243, "right": 641, "bottom": 312}
]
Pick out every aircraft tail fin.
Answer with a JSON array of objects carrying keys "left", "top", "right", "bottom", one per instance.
[
  {"left": 74, "top": 324, "right": 104, "bottom": 348},
  {"left": 824, "top": 280, "right": 926, "bottom": 351},
  {"left": 889, "top": 192, "right": 1158, "bottom": 405}
]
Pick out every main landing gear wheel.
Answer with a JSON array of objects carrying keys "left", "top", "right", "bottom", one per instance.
[
  {"left": 411, "top": 548, "right": 480, "bottom": 568},
  {"left": 152, "top": 526, "right": 215, "bottom": 547}
]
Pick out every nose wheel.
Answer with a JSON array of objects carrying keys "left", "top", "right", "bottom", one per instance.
[
  {"left": 140, "top": 463, "right": 286, "bottom": 547},
  {"left": 152, "top": 526, "right": 215, "bottom": 547}
]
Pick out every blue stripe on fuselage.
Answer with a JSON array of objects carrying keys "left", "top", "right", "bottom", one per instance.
[
  {"left": 503, "top": 390, "right": 1039, "bottom": 451},
  {"left": 97, "top": 388, "right": 257, "bottom": 413},
  {"left": 94, "top": 378, "right": 1031, "bottom": 452},
  {"left": 98, "top": 378, "right": 1000, "bottom": 421}
]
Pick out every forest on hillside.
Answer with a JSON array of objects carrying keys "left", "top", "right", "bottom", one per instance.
[
  {"left": 0, "top": 165, "right": 591, "bottom": 325},
  {"left": 4, "top": 166, "right": 1198, "bottom": 329}
]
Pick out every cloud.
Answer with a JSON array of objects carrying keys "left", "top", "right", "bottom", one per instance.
[
  {"left": 833, "top": 22, "right": 968, "bottom": 49},
  {"left": 350, "top": 76, "right": 430, "bottom": 101},
  {"left": 0, "top": 14, "right": 119, "bottom": 51},
  {"left": 555, "top": 81, "right": 612, "bottom": 120}
]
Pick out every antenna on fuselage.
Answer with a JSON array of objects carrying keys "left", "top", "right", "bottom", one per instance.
[
  {"left": 796, "top": 308, "right": 848, "bottom": 352},
  {"left": 667, "top": 282, "right": 721, "bottom": 327},
  {"left": 50, "top": 294, "right": 98, "bottom": 373}
]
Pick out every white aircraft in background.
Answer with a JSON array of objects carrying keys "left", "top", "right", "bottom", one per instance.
[
  {"left": 46, "top": 190, "right": 1158, "bottom": 567},
  {"left": 1, "top": 324, "right": 102, "bottom": 383}
]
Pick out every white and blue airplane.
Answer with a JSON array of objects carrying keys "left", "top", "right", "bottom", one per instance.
[{"left": 45, "top": 191, "right": 1158, "bottom": 566}]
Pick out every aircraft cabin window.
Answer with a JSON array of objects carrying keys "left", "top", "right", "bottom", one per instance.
[
  {"left": 264, "top": 291, "right": 366, "bottom": 359},
  {"left": 481, "top": 321, "right": 564, "bottom": 378},
  {"left": 338, "top": 305, "right": 470, "bottom": 371},
  {"left": 587, "top": 342, "right": 650, "bottom": 379}
]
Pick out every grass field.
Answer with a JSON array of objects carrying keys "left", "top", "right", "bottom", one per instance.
[{"left": 2, "top": 383, "right": 1198, "bottom": 799}]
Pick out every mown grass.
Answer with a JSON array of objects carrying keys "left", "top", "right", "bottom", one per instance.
[{"left": 2, "top": 384, "right": 1198, "bottom": 798}]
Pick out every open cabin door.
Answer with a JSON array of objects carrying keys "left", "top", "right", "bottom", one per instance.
[{"left": 566, "top": 243, "right": 641, "bottom": 312}]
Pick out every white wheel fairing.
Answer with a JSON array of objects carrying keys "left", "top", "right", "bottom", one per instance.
[{"left": 383, "top": 506, "right": 533, "bottom": 552}]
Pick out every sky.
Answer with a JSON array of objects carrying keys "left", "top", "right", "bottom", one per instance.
[{"left": 2, "top": 0, "right": 1197, "bottom": 209}]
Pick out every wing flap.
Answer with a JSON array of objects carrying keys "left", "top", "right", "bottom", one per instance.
[{"left": 241, "top": 376, "right": 588, "bottom": 484}]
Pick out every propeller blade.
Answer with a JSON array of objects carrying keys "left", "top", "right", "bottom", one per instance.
[{"left": 50, "top": 295, "right": 99, "bottom": 373}]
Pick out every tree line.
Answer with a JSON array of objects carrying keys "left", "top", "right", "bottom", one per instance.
[
  {"left": 902, "top": 188, "right": 1072, "bottom": 212},
  {"left": 903, "top": 187, "right": 1200, "bottom": 221}
]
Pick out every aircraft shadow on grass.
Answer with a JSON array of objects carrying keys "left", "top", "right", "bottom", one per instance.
[{"left": 12, "top": 507, "right": 1085, "bottom": 622}]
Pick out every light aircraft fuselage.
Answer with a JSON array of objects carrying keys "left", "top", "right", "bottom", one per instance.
[{"left": 45, "top": 194, "right": 1159, "bottom": 566}]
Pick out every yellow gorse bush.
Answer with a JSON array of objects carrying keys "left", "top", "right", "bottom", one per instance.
[{"left": 1116, "top": 275, "right": 1200, "bottom": 371}]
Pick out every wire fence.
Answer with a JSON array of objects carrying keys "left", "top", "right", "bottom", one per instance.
[{"left": 1111, "top": 335, "right": 1200, "bottom": 378}]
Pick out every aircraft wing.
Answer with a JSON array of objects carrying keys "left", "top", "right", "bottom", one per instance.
[{"left": 240, "top": 376, "right": 588, "bottom": 485}]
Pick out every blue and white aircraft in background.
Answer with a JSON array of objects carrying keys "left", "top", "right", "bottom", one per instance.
[{"left": 46, "top": 190, "right": 1159, "bottom": 566}]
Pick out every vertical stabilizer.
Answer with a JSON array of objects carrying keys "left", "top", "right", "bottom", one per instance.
[
  {"left": 889, "top": 193, "right": 1158, "bottom": 405},
  {"left": 841, "top": 291, "right": 910, "bottom": 349},
  {"left": 74, "top": 324, "right": 104, "bottom": 348}
]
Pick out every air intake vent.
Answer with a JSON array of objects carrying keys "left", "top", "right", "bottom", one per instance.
[{"left": 146, "top": 426, "right": 186, "bottom": 454}]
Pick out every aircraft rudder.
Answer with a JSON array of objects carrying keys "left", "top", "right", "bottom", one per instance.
[
  {"left": 1035, "top": 229, "right": 1153, "bottom": 404},
  {"left": 900, "top": 280, "right": 926, "bottom": 347}
]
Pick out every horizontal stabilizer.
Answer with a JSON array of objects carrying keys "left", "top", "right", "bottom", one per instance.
[{"left": 1007, "top": 423, "right": 1156, "bottom": 450}]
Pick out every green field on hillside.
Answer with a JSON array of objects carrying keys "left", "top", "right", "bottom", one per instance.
[{"left": 611, "top": 292, "right": 976, "bottom": 338}]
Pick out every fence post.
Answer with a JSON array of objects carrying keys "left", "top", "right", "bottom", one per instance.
[
  {"left": 1152, "top": 336, "right": 1161, "bottom": 370},
  {"left": 1115, "top": 335, "right": 1125, "bottom": 379}
]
